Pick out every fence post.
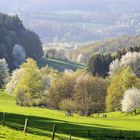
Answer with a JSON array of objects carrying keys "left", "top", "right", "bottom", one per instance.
[
  {"left": 69, "top": 132, "right": 72, "bottom": 140},
  {"left": 2, "top": 112, "right": 6, "bottom": 126},
  {"left": 52, "top": 124, "right": 56, "bottom": 140},
  {"left": 104, "top": 129, "right": 106, "bottom": 137},
  {"left": 119, "top": 130, "right": 121, "bottom": 137},
  {"left": 23, "top": 118, "right": 28, "bottom": 134},
  {"left": 133, "top": 131, "right": 135, "bottom": 139},
  {"left": 88, "top": 130, "right": 90, "bottom": 137}
]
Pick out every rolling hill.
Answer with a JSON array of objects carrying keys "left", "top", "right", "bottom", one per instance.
[{"left": 69, "top": 35, "right": 140, "bottom": 64}]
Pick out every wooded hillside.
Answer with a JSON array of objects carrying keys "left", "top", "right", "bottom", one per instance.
[{"left": 0, "top": 13, "right": 43, "bottom": 70}]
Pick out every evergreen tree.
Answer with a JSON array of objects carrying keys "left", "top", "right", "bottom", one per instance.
[
  {"left": 0, "top": 13, "right": 43, "bottom": 70},
  {"left": 88, "top": 54, "right": 113, "bottom": 77}
]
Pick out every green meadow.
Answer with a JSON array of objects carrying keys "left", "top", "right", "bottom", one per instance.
[
  {"left": 38, "top": 58, "right": 86, "bottom": 72},
  {"left": 0, "top": 90, "right": 140, "bottom": 140}
]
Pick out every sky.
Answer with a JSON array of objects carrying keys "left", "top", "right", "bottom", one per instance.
[{"left": 1, "top": 0, "right": 139, "bottom": 13}]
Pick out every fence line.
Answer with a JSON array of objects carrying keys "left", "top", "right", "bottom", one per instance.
[{"left": 1, "top": 112, "right": 140, "bottom": 140}]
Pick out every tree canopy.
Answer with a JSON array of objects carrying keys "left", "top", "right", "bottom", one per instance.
[
  {"left": 0, "top": 13, "right": 43, "bottom": 70},
  {"left": 106, "top": 67, "right": 140, "bottom": 112}
]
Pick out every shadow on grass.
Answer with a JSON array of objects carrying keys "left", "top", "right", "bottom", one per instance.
[{"left": 0, "top": 112, "right": 140, "bottom": 140}]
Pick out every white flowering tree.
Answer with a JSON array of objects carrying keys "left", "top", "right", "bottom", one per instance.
[
  {"left": 121, "top": 87, "right": 140, "bottom": 113},
  {"left": 109, "top": 59, "right": 120, "bottom": 75},
  {"left": 77, "top": 54, "right": 83, "bottom": 63},
  {"left": 5, "top": 68, "right": 23, "bottom": 94},
  {"left": 0, "top": 58, "right": 9, "bottom": 87},
  {"left": 77, "top": 53, "right": 89, "bottom": 64},
  {"left": 109, "top": 52, "right": 140, "bottom": 77},
  {"left": 12, "top": 44, "right": 26, "bottom": 67}
]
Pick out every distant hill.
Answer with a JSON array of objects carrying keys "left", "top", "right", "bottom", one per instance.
[
  {"left": 69, "top": 35, "right": 140, "bottom": 64},
  {"left": 1, "top": 0, "right": 140, "bottom": 43},
  {"left": 0, "top": 13, "right": 43, "bottom": 70},
  {"left": 38, "top": 58, "right": 86, "bottom": 72}
]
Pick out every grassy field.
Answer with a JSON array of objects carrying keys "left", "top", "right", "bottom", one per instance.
[
  {"left": 0, "top": 90, "right": 140, "bottom": 140},
  {"left": 37, "top": 58, "right": 86, "bottom": 72}
]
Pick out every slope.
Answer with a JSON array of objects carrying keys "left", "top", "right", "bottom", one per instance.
[
  {"left": 0, "top": 90, "right": 140, "bottom": 140},
  {"left": 38, "top": 58, "right": 86, "bottom": 72}
]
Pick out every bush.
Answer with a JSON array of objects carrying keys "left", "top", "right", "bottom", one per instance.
[
  {"left": 59, "top": 99, "right": 75, "bottom": 116},
  {"left": 47, "top": 74, "right": 76, "bottom": 109},
  {"left": 73, "top": 74, "right": 108, "bottom": 116}
]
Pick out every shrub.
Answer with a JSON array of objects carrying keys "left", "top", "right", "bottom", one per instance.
[
  {"left": 73, "top": 74, "right": 108, "bottom": 116},
  {"left": 47, "top": 75, "right": 75, "bottom": 109},
  {"left": 59, "top": 99, "right": 75, "bottom": 116}
]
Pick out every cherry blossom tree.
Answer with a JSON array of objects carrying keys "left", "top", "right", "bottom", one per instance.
[
  {"left": 109, "top": 52, "right": 140, "bottom": 77},
  {"left": 0, "top": 59, "right": 9, "bottom": 87},
  {"left": 121, "top": 87, "right": 140, "bottom": 113}
]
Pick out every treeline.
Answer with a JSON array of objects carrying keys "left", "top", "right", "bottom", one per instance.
[
  {"left": 1, "top": 44, "right": 140, "bottom": 116},
  {"left": 88, "top": 45, "right": 140, "bottom": 113},
  {"left": 0, "top": 13, "right": 43, "bottom": 70},
  {"left": 1, "top": 58, "right": 107, "bottom": 116},
  {"left": 48, "top": 72, "right": 108, "bottom": 116},
  {"left": 88, "top": 45, "right": 140, "bottom": 77}
]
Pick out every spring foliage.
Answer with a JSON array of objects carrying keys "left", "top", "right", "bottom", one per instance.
[
  {"left": 73, "top": 74, "right": 108, "bottom": 116},
  {"left": 0, "top": 59, "right": 9, "bottom": 88},
  {"left": 122, "top": 88, "right": 140, "bottom": 113},
  {"left": 47, "top": 72, "right": 108, "bottom": 116},
  {"left": 106, "top": 67, "right": 140, "bottom": 112},
  {"left": 5, "top": 69, "right": 23, "bottom": 94},
  {"left": 6, "top": 58, "right": 50, "bottom": 106},
  {"left": 109, "top": 52, "right": 140, "bottom": 77}
]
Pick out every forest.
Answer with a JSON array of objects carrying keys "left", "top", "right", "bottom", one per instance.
[{"left": 0, "top": 13, "right": 43, "bottom": 70}]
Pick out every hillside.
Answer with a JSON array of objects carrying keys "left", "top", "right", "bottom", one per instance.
[
  {"left": 0, "top": 90, "right": 140, "bottom": 140},
  {"left": 69, "top": 35, "right": 140, "bottom": 64},
  {"left": 38, "top": 58, "right": 86, "bottom": 72}
]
